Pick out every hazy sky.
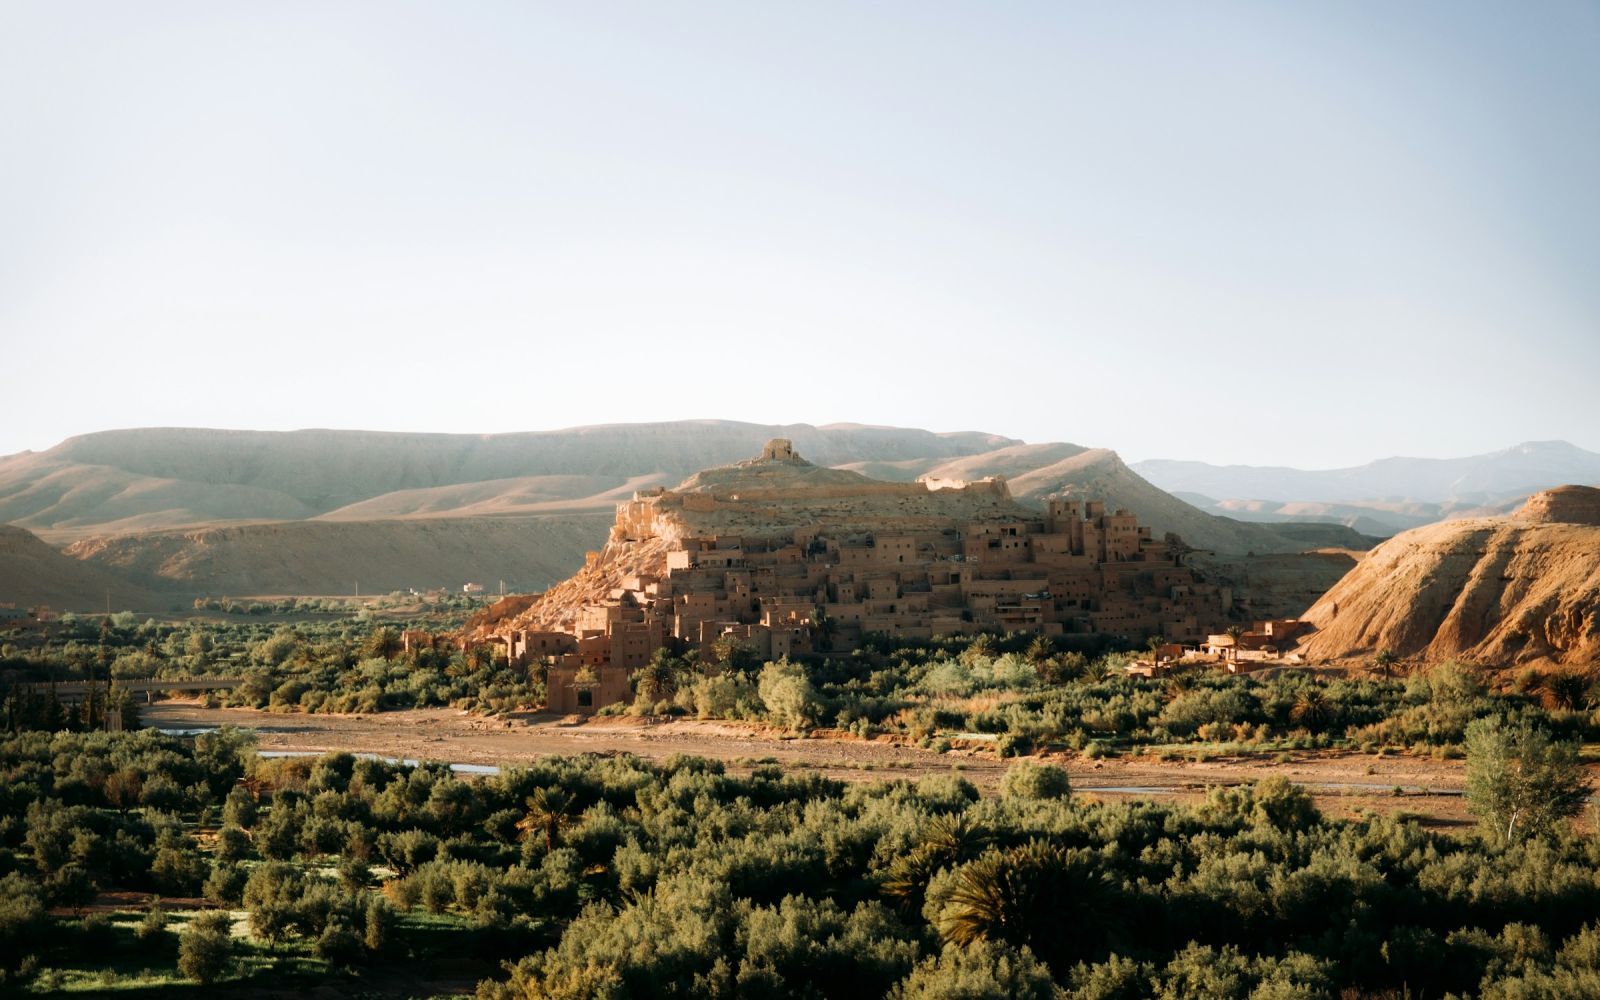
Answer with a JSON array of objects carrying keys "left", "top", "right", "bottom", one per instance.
[{"left": 2, "top": 2, "right": 1596, "bottom": 468}]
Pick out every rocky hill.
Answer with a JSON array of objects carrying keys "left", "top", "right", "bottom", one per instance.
[
  {"left": 476, "top": 441, "right": 1245, "bottom": 651},
  {"left": 498, "top": 443, "right": 1039, "bottom": 634},
  {"left": 841, "top": 445, "right": 1368, "bottom": 555},
  {"left": 1295, "top": 486, "right": 1600, "bottom": 667}
]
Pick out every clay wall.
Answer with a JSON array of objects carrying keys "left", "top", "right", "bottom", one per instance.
[{"left": 547, "top": 664, "right": 632, "bottom": 715}]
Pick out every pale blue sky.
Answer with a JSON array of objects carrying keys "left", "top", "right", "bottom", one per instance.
[{"left": 2, "top": 2, "right": 1596, "bottom": 467}]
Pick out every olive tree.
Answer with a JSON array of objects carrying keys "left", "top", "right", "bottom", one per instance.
[{"left": 1464, "top": 716, "right": 1591, "bottom": 843}]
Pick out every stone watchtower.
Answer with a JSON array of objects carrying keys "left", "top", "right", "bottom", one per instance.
[{"left": 761, "top": 438, "right": 796, "bottom": 461}]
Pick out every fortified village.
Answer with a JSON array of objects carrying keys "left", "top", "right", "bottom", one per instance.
[{"left": 465, "top": 441, "right": 1238, "bottom": 712}]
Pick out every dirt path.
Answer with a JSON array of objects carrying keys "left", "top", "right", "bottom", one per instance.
[{"left": 142, "top": 702, "right": 1485, "bottom": 828}]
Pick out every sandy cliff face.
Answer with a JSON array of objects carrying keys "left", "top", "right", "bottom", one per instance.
[{"left": 1297, "top": 487, "right": 1600, "bottom": 667}]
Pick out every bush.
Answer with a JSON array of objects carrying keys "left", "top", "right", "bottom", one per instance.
[
  {"left": 759, "top": 660, "right": 821, "bottom": 730},
  {"left": 888, "top": 940, "right": 1059, "bottom": 1000},
  {"left": 135, "top": 901, "right": 168, "bottom": 944},
  {"left": 178, "top": 911, "right": 234, "bottom": 984},
  {"left": 314, "top": 916, "right": 364, "bottom": 966},
  {"left": 999, "top": 761, "right": 1072, "bottom": 801},
  {"left": 217, "top": 824, "right": 253, "bottom": 863}
]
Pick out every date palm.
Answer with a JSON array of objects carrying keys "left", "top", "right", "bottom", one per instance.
[
  {"left": 1224, "top": 625, "right": 1245, "bottom": 662},
  {"left": 1290, "top": 689, "right": 1334, "bottom": 732},
  {"left": 516, "top": 787, "right": 577, "bottom": 852},
  {"left": 880, "top": 814, "right": 991, "bottom": 912},
  {"left": 936, "top": 840, "right": 1114, "bottom": 972}
]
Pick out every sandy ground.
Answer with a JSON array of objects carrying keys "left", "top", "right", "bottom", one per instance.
[{"left": 137, "top": 702, "right": 1520, "bottom": 830}]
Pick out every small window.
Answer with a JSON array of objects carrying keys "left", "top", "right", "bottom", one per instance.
[{"left": 577, "top": 689, "right": 593, "bottom": 708}]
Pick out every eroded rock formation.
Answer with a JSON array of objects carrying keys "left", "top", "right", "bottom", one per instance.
[{"left": 1296, "top": 486, "right": 1600, "bottom": 667}]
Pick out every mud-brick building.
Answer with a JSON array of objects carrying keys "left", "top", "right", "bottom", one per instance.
[{"left": 482, "top": 442, "right": 1234, "bottom": 714}]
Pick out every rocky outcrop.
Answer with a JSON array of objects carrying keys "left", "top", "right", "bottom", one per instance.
[
  {"left": 1513, "top": 485, "right": 1600, "bottom": 527},
  {"left": 1296, "top": 496, "right": 1600, "bottom": 667}
]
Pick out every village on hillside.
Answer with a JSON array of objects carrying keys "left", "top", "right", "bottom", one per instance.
[{"left": 459, "top": 441, "right": 1310, "bottom": 713}]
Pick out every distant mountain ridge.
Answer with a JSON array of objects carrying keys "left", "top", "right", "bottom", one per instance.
[
  {"left": 1134, "top": 441, "right": 1600, "bottom": 505},
  {"left": 0, "top": 423, "right": 1017, "bottom": 534}
]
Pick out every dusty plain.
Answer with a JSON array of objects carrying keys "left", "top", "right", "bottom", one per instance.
[{"left": 134, "top": 701, "right": 1575, "bottom": 832}]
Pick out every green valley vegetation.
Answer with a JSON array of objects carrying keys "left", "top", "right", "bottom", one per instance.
[
  {"left": 5, "top": 614, "right": 1599, "bottom": 759},
  {"left": 0, "top": 722, "right": 1595, "bottom": 997},
  {"left": 0, "top": 599, "right": 540, "bottom": 721},
  {"left": 600, "top": 633, "right": 1600, "bottom": 760}
]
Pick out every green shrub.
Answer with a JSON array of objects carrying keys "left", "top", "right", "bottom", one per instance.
[{"left": 177, "top": 911, "right": 233, "bottom": 984}]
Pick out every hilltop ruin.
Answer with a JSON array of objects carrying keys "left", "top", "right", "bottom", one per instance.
[{"left": 474, "top": 441, "right": 1232, "bottom": 711}]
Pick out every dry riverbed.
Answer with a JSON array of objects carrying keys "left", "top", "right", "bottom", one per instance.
[{"left": 142, "top": 701, "right": 1489, "bottom": 828}]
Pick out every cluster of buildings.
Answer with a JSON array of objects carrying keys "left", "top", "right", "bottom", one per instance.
[
  {"left": 481, "top": 442, "right": 1236, "bottom": 713},
  {"left": 0, "top": 605, "right": 60, "bottom": 626}
]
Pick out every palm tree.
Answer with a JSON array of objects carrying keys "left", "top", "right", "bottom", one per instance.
[
  {"left": 1224, "top": 625, "right": 1245, "bottom": 663},
  {"left": 1163, "top": 670, "right": 1198, "bottom": 703},
  {"left": 1373, "top": 649, "right": 1399, "bottom": 677},
  {"left": 935, "top": 840, "right": 1114, "bottom": 972},
  {"left": 1079, "top": 656, "right": 1114, "bottom": 684},
  {"left": 1543, "top": 672, "right": 1593, "bottom": 712},
  {"left": 516, "top": 787, "right": 577, "bottom": 852},
  {"left": 879, "top": 814, "right": 991, "bottom": 913},
  {"left": 709, "top": 633, "right": 754, "bottom": 674},
  {"left": 632, "top": 650, "right": 683, "bottom": 704},
  {"left": 1290, "top": 689, "right": 1334, "bottom": 733},
  {"left": 365, "top": 628, "right": 402, "bottom": 661},
  {"left": 960, "top": 634, "right": 996, "bottom": 666},
  {"left": 920, "top": 813, "right": 991, "bottom": 864}
]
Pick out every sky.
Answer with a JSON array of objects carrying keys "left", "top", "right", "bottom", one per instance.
[{"left": 1, "top": 1, "right": 1596, "bottom": 469}]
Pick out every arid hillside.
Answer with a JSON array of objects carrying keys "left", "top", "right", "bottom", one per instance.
[
  {"left": 1176, "top": 494, "right": 1524, "bottom": 538},
  {"left": 1296, "top": 486, "right": 1600, "bottom": 668},
  {"left": 64, "top": 514, "right": 611, "bottom": 598},
  {"left": 933, "top": 447, "right": 1341, "bottom": 555},
  {"left": 844, "top": 445, "right": 1368, "bottom": 555},
  {"left": 0, "top": 423, "right": 1016, "bottom": 536},
  {"left": 0, "top": 525, "right": 162, "bottom": 610},
  {"left": 3, "top": 422, "right": 1373, "bottom": 606}
]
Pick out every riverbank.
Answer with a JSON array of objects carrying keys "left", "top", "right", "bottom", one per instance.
[{"left": 142, "top": 701, "right": 1489, "bottom": 827}]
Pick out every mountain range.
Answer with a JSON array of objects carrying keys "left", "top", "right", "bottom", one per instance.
[
  {"left": 0, "top": 422, "right": 1366, "bottom": 608},
  {"left": 1133, "top": 441, "right": 1600, "bottom": 536}
]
